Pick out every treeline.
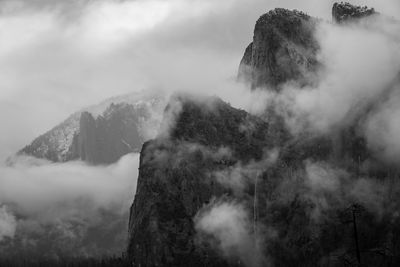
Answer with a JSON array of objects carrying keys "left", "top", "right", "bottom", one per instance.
[{"left": 0, "top": 256, "right": 130, "bottom": 267}]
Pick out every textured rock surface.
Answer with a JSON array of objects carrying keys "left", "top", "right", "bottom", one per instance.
[
  {"left": 238, "top": 8, "right": 319, "bottom": 90},
  {"left": 19, "top": 92, "right": 164, "bottom": 164},
  {"left": 332, "top": 2, "right": 376, "bottom": 23},
  {"left": 127, "top": 95, "right": 282, "bottom": 266},
  {"left": 19, "top": 113, "right": 81, "bottom": 162},
  {"left": 66, "top": 103, "right": 144, "bottom": 164},
  {"left": 128, "top": 93, "right": 400, "bottom": 266},
  {"left": 128, "top": 4, "right": 400, "bottom": 266}
]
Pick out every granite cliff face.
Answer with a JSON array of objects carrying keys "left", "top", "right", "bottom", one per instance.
[
  {"left": 238, "top": 2, "right": 378, "bottom": 90},
  {"left": 66, "top": 103, "right": 144, "bottom": 164},
  {"left": 128, "top": 94, "right": 400, "bottom": 266},
  {"left": 238, "top": 8, "right": 319, "bottom": 90},
  {"left": 127, "top": 3, "right": 400, "bottom": 267},
  {"left": 19, "top": 92, "right": 164, "bottom": 165},
  {"left": 128, "top": 95, "right": 283, "bottom": 267}
]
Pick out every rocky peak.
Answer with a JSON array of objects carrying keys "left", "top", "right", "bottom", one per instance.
[
  {"left": 254, "top": 8, "right": 311, "bottom": 36},
  {"left": 238, "top": 8, "right": 319, "bottom": 90},
  {"left": 332, "top": 2, "right": 376, "bottom": 23}
]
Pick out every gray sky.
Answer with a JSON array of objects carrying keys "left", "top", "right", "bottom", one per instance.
[{"left": 0, "top": 0, "right": 399, "bottom": 160}]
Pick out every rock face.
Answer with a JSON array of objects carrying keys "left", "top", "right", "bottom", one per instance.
[
  {"left": 19, "top": 92, "right": 164, "bottom": 165},
  {"left": 128, "top": 4, "right": 400, "bottom": 267},
  {"left": 128, "top": 95, "right": 282, "bottom": 267},
  {"left": 238, "top": 8, "right": 319, "bottom": 90},
  {"left": 332, "top": 2, "right": 376, "bottom": 23},
  {"left": 238, "top": 3, "right": 377, "bottom": 90},
  {"left": 66, "top": 103, "right": 144, "bottom": 164},
  {"left": 128, "top": 93, "right": 400, "bottom": 266}
]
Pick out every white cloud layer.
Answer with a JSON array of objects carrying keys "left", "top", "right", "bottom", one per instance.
[
  {"left": 0, "top": 153, "right": 139, "bottom": 258},
  {"left": 0, "top": 205, "right": 16, "bottom": 242},
  {"left": 195, "top": 201, "right": 266, "bottom": 267}
]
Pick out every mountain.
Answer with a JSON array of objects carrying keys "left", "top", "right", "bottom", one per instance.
[
  {"left": 238, "top": 8, "right": 319, "bottom": 90},
  {"left": 128, "top": 3, "right": 400, "bottom": 267},
  {"left": 238, "top": 2, "right": 378, "bottom": 91},
  {"left": 129, "top": 93, "right": 400, "bottom": 266},
  {"left": 332, "top": 2, "right": 376, "bottom": 23},
  {"left": 67, "top": 103, "right": 147, "bottom": 164},
  {"left": 128, "top": 94, "right": 282, "bottom": 267},
  {"left": 18, "top": 91, "right": 165, "bottom": 165}
]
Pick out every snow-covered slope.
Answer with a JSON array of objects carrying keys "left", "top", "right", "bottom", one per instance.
[{"left": 18, "top": 90, "right": 166, "bottom": 164}]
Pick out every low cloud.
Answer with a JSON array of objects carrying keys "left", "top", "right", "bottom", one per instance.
[
  {"left": 364, "top": 87, "right": 400, "bottom": 163},
  {"left": 0, "top": 153, "right": 139, "bottom": 258},
  {"left": 0, "top": 205, "right": 16, "bottom": 242},
  {"left": 280, "top": 17, "right": 400, "bottom": 131},
  {"left": 298, "top": 161, "right": 396, "bottom": 221},
  {"left": 194, "top": 200, "right": 269, "bottom": 267},
  {"left": 268, "top": 15, "right": 400, "bottom": 165},
  {"left": 213, "top": 149, "right": 279, "bottom": 194}
]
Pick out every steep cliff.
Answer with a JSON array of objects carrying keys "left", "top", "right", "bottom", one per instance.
[
  {"left": 128, "top": 4, "right": 400, "bottom": 267},
  {"left": 238, "top": 3, "right": 378, "bottom": 90},
  {"left": 238, "top": 8, "right": 319, "bottom": 90},
  {"left": 128, "top": 95, "right": 283, "bottom": 266},
  {"left": 19, "top": 92, "right": 164, "bottom": 164},
  {"left": 128, "top": 93, "right": 400, "bottom": 267},
  {"left": 66, "top": 103, "right": 144, "bottom": 164}
]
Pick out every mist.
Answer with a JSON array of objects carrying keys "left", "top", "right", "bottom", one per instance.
[
  {"left": 1, "top": 0, "right": 399, "bottom": 161},
  {"left": 195, "top": 201, "right": 267, "bottom": 267},
  {"left": 267, "top": 14, "right": 400, "bottom": 165},
  {"left": 0, "top": 153, "right": 139, "bottom": 258}
]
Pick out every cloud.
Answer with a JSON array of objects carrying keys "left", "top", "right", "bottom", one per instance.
[
  {"left": 0, "top": 205, "right": 16, "bottom": 242},
  {"left": 278, "top": 17, "right": 400, "bottom": 132},
  {"left": 300, "top": 161, "right": 397, "bottom": 221},
  {"left": 0, "top": 153, "right": 139, "bottom": 258},
  {"left": 364, "top": 87, "right": 400, "bottom": 163},
  {"left": 1, "top": 154, "right": 137, "bottom": 211},
  {"left": 302, "top": 161, "right": 349, "bottom": 221},
  {"left": 0, "top": 0, "right": 237, "bottom": 160},
  {"left": 8, "top": 0, "right": 400, "bottom": 161},
  {"left": 213, "top": 149, "right": 279, "bottom": 195},
  {"left": 194, "top": 200, "right": 268, "bottom": 267},
  {"left": 263, "top": 13, "right": 400, "bottom": 166}
]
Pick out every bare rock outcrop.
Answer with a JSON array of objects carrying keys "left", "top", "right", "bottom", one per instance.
[
  {"left": 238, "top": 8, "right": 319, "bottom": 90},
  {"left": 332, "top": 2, "right": 376, "bottom": 23}
]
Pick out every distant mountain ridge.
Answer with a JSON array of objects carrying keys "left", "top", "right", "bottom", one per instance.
[{"left": 18, "top": 90, "right": 165, "bottom": 164}]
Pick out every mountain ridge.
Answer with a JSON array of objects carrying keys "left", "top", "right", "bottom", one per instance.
[{"left": 17, "top": 90, "right": 165, "bottom": 164}]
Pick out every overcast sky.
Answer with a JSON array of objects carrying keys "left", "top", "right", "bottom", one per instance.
[{"left": 0, "top": 0, "right": 399, "bottom": 160}]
